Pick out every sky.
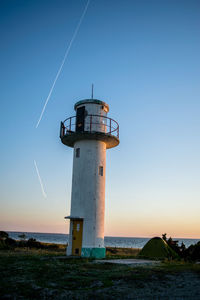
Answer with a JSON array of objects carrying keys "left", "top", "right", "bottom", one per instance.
[{"left": 0, "top": 0, "right": 200, "bottom": 239}]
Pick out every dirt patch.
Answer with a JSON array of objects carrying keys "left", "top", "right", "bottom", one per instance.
[{"left": 95, "top": 258, "right": 160, "bottom": 266}]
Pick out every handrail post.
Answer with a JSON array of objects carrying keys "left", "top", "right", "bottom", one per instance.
[
  {"left": 90, "top": 115, "right": 92, "bottom": 132},
  {"left": 109, "top": 118, "right": 111, "bottom": 134},
  {"left": 60, "top": 122, "right": 63, "bottom": 138},
  {"left": 70, "top": 117, "right": 71, "bottom": 131}
]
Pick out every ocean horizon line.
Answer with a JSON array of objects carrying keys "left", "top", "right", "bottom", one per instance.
[{"left": 5, "top": 230, "right": 200, "bottom": 240}]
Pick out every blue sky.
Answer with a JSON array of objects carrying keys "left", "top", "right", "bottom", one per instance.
[{"left": 1, "top": 0, "right": 200, "bottom": 238}]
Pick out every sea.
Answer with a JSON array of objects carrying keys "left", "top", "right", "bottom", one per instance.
[{"left": 7, "top": 231, "right": 199, "bottom": 249}]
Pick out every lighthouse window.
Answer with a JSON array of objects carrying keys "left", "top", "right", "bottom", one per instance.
[
  {"left": 76, "top": 148, "right": 80, "bottom": 158},
  {"left": 99, "top": 166, "right": 103, "bottom": 176}
]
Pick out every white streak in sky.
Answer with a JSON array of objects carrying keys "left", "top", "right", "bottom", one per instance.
[
  {"left": 34, "top": 160, "right": 47, "bottom": 198},
  {"left": 36, "top": 0, "right": 90, "bottom": 128}
]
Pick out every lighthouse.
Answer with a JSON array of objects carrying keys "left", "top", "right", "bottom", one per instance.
[{"left": 60, "top": 97, "right": 119, "bottom": 258}]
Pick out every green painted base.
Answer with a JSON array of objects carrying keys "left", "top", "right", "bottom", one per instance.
[{"left": 81, "top": 247, "right": 106, "bottom": 258}]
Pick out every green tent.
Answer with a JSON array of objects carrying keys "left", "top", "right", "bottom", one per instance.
[{"left": 139, "top": 237, "right": 178, "bottom": 259}]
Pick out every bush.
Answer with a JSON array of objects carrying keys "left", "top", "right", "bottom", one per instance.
[
  {"left": 18, "top": 240, "right": 27, "bottom": 248},
  {"left": 0, "top": 231, "right": 9, "bottom": 240},
  {"left": 5, "top": 238, "right": 16, "bottom": 248},
  {"left": 162, "top": 233, "right": 200, "bottom": 261},
  {"left": 185, "top": 242, "right": 200, "bottom": 261},
  {"left": 0, "top": 237, "right": 16, "bottom": 250},
  {"left": 0, "top": 239, "right": 8, "bottom": 250},
  {"left": 27, "top": 238, "right": 43, "bottom": 249}
]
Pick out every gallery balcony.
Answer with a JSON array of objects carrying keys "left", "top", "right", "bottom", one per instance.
[{"left": 60, "top": 114, "right": 119, "bottom": 149}]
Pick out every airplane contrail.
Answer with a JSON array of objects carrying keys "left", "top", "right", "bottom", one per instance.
[
  {"left": 36, "top": 0, "right": 90, "bottom": 128},
  {"left": 34, "top": 160, "right": 47, "bottom": 198}
]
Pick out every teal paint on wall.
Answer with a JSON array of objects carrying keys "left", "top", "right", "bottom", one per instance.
[{"left": 81, "top": 247, "right": 106, "bottom": 258}]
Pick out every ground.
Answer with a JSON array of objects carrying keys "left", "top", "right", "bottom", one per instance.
[{"left": 0, "top": 247, "right": 200, "bottom": 299}]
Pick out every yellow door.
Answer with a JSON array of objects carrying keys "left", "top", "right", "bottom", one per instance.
[{"left": 72, "top": 220, "right": 83, "bottom": 256}]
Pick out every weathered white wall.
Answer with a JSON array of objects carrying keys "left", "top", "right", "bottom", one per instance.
[
  {"left": 70, "top": 139, "right": 106, "bottom": 249},
  {"left": 67, "top": 101, "right": 110, "bottom": 255},
  {"left": 78, "top": 103, "right": 108, "bottom": 133}
]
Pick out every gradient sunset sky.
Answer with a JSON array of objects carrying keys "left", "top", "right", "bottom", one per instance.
[{"left": 1, "top": 0, "right": 200, "bottom": 238}]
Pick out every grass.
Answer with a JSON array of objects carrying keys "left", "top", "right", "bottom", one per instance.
[
  {"left": 0, "top": 246, "right": 200, "bottom": 299},
  {"left": 106, "top": 246, "right": 140, "bottom": 258}
]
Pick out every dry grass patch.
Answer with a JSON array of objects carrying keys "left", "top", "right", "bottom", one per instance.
[{"left": 106, "top": 247, "right": 140, "bottom": 258}]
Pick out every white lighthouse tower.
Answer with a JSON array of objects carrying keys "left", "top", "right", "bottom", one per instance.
[{"left": 60, "top": 97, "right": 119, "bottom": 258}]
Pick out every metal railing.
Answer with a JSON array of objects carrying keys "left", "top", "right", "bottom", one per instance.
[{"left": 60, "top": 114, "right": 119, "bottom": 138}]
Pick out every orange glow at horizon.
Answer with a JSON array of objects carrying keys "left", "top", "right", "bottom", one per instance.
[{"left": 1, "top": 216, "right": 200, "bottom": 239}]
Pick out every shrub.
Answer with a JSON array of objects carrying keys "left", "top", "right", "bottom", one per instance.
[
  {"left": 27, "top": 238, "right": 43, "bottom": 249},
  {"left": 5, "top": 238, "right": 16, "bottom": 248},
  {"left": 18, "top": 240, "right": 27, "bottom": 248},
  {"left": 0, "top": 237, "right": 16, "bottom": 250},
  {"left": 0, "top": 239, "right": 8, "bottom": 250},
  {"left": 185, "top": 241, "right": 200, "bottom": 261},
  {"left": 0, "top": 231, "right": 9, "bottom": 240}
]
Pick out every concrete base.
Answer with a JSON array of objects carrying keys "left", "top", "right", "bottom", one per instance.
[{"left": 81, "top": 247, "right": 106, "bottom": 258}]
